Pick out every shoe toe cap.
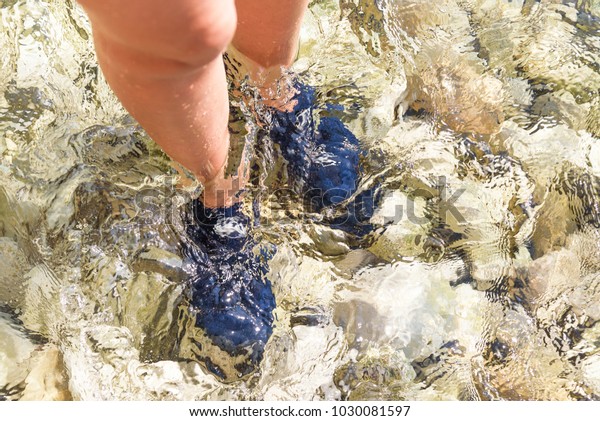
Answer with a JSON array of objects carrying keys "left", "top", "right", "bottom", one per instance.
[{"left": 192, "top": 274, "right": 276, "bottom": 357}]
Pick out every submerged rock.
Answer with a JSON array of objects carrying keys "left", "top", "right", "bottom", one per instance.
[
  {"left": 525, "top": 249, "right": 581, "bottom": 307},
  {"left": 368, "top": 191, "right": 429, "bottom": 261},
  {"left": 19, "top": 344, "right": 71, "bottom": 401},
  {"left": 0, "top": 313, "right": 36, "bottom": 399}
]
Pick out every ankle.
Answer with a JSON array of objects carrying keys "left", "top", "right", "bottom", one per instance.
[
  {"left": 199, "top": 139, "right": 250, "bottom": 209},
  {"left": 201, "top": 176, "right": 246, "bottom": 208},
  {"left": 226, "top": 45, "right": 298, "bottom": 112}
]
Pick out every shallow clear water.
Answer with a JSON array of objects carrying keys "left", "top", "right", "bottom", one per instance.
[{"left": 1, "top": 0, "right": 600, "bottom": 400}]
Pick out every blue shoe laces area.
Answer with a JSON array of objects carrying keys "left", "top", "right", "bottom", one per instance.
[{"left": 181, "top": 200, "right": 276, "bottom": 380}]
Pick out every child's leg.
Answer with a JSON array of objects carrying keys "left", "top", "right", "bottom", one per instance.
[
  {"left": 230, "top": 0, "right": 310, "bottom": 110},
  {"left": 78, "top": 0, "right": 237, "bottom": 207},
  {"left": 233, "top": 0, "right": 310, "bottom": 69},
  {"left": 78, "top": 0, "right": 310, "bottom": 207}
]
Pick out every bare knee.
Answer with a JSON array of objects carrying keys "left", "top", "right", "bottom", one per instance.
[
  {"left": 79, "top": 0, "right": 237, "bottom": 74},
  {"left": 174, "top": 3, "right": 237, "bottom": 67}
]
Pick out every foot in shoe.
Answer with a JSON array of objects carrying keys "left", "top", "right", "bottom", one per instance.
[
  {"left": 267, "top": 82, "right": 379, "bottom": 235},
  {"left": 268, "top": 83, "right": 362, "bottom": 211},
  {"left": 181, "top": 200, "right": 276, "bottom": 382}
]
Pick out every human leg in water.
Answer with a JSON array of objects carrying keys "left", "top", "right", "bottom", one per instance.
[
  {"left": 233, "top": 2, "right": 374, "bottom": 233},
  {"left": 78, "top": 0, "right": 309, "bottom": 381}
]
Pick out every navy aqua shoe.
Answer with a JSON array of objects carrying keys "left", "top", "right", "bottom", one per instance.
[
  {"left": 269, "top": 84, "right": 361, "bottom": 211},
  {"left": 267, "top": 82, "right": 378, "bottom": 234},
  {"left": 180, "top": 200, "right": 276, "bottom": 382}
]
